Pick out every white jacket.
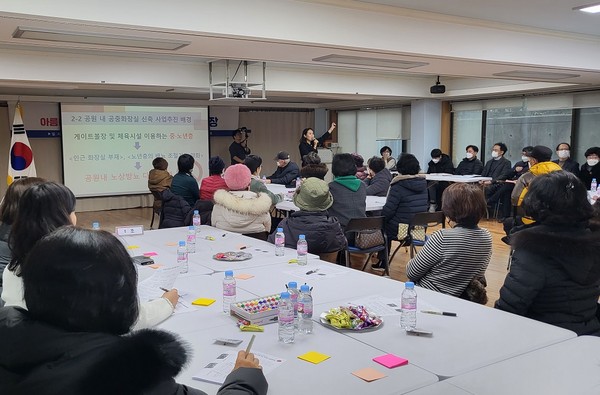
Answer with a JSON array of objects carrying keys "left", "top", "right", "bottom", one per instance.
[
  {"left": 1, "top": 268, "right": 173, "bottom": 330},
  {"left": 211, "top": 189, "right": 272, "bottom": 234}
]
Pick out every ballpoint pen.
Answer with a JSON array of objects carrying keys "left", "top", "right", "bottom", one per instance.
[{"left": 421, "top": 310, "right": 457, "bottom": 317}]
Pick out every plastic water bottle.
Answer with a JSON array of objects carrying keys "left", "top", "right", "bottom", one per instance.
[
  {"left": 278, "top": 292, "right": 295, "bottom": 343},
  {"left": 275, "top": 227, "right": 285, "bottom": 256},
  {"left": 297, "top": 234, "right": 308, "bottom": 266},
  {"left": 177, "top": 241, "right": 188, "bottom": 274},
  {"left": 223, "top": 270, "right": 236, "bottom": 314},
  {"left": 187, "top": 226, "right": 196, "bottom": 253},
  {"left": 192, "top": 210, "right": 201, "bottom": 234},
  {"left": 400, "top": 281, "right": 417, "bottom": 330},
  {"left": 298, "top": 284, "right": 313, "bottom": 334},
  {"left": 591, "top": 178, "right": 597, "bottom": 192},
  {"left": 295, "top": 177, "right": 302, "bottom": 189},
  {"left": 287, "top": 282, "right": 299, "bottom": 330},
  {"left": 92, "top": 221, "right": 100, "bottom": 230},
  {"left": 262, "top": 175, "right": 267, "bottom": 182}
]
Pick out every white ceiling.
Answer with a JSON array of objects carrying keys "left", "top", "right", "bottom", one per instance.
[{"left": 0, "top": 0, "right": 599, "bottom": 107}]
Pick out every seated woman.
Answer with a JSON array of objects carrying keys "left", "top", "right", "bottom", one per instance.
[
  {"left": 171, "top": 153, "right": 199, "bottom": 206},
  {"left": 212, "top": 164, "right": 272, "bottom": 236},
  {"left": 0, "top": 226, "right": 268, "bottom": 394},
  {"left": 406, "top": 183, "right": 492, "bottom": 301},
  {"left": 1, "top": 181, "right": 177, "bottom": 329},
  {"left": 300, "top": 151, "right": 328, "bottom": 180},
  {"left": 352, "top": 153, "right": 368, "bottom": 181},
  {"left": 380, "top": 146, "right": 396, "bottom": 171},
  {"left": 148, "top": 157, "right": 173, "bottom": 214},
  {"left": 268, "top": 177, "right": 347, "bottom": 255},
  {"left": 328, "top": 153, "right": 366, "bottom": 228},
  {"left": 200, "top": 156, "right": 228, "bottom": 201},
  {"left": 364, "top": 156, "right": 392, "bottom": 197},
  {"left": 495, "top": 171, "right": 600, "bottom": 336}
]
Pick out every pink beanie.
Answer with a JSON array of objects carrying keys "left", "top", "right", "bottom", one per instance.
[{"left": 223, "top": 164, "right": 251, "bottom": 191}]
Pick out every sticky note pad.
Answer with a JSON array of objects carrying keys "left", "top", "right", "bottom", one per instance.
[
  {"left": 165, "top": 242, "right": 178, "bottom": 246},
  {"left": 148, "top": 264, "right": 162, "bottom": 269},
  {"left": 192, "top": 298, "right": 216, "bottom": 306},
  {"left": 126, "top": 245, "right": 140, "bottom": 250},
  {"left": 373, "top": 354, "right": 408, "bottom": 368},
  {"left": 298, "top": 351, "right": 330, "bottom": 364},
  {"left": 143, "top": 252, "right": 158, "bottom": 256},
  {"left": 352, "top": 368, "right": 386, "bottom": 382},
  {"left": 235, "top": 273, "right": 254, "bottom": 280}
]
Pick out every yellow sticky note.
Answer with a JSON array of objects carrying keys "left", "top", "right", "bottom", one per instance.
[
  {"left": 298, "top": 351, "right": 331, "bottom": 364},
  {"left": 192, "top": 298, "right": 216, "bottom": 306},
  {"left": 127, "top": 245, "right": 140, "bottom": 250}
]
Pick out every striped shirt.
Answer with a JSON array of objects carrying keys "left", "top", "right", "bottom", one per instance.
[{"left": 406, "top": 226, "right": 492, "bottom": 297}]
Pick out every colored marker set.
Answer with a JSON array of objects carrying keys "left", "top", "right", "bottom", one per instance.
[{"left": 230, "top": 294, "right": 281, "bottom": 325}]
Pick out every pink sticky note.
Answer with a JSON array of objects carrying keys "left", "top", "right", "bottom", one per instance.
[
  {"left": 373, "top": 354, "right": 408, "bottom": 368},
  {"left": 352, "top": 367, "right": 386, "bottom": 382},
  {"left": 143, "top": 252, "right": 158, "bottom": 257},
  {"left": 235, "top": 273, "right": 254, "bottom": 280}
]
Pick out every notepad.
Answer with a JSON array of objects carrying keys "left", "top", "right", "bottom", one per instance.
[
  {"left": 143, "top": 251, "right": 158, "bottom": 256},
  {"left": 234, "top": 273, "right": 254, "bottom": 280},
  {"left": 126, "top": 245, "right": 140, "bottom": 250},
  {"left": 297, "top": 351, "right": 330, "bottom": 364},
  {"left": 165, "top": 242, "right": 178, "bottom": 246},
  {"left": 373, "top": 354, "right": 408, "bottom": 368},
  {"left": 352, "top": 367, "right": 386, "bottom": 382},
  {"left": 192, "top": 298, "right": 216, "bottom": 306}
]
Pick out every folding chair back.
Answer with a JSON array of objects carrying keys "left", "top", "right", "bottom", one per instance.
[
  {"left": 150, "top": 189, "right": 163, "bottom": 229},
  {"left": 408, "top": 211, "right": 445, "bottom": 258},
  {"left": 344, "top": 216, "right": 389, "bottom": 276}
]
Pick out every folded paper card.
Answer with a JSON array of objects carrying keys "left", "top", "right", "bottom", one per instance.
[
  {"left": 297, "top": 351, "right": 330, "bottom": 364},
  {"left": 352, "top": 367, "right": 386, "bottom": 382},
  {"left": 373, "top": 354, "right": 408, "bottom": 368},
  {"left": 192, "top": 298, "right": 216, "bottom": 306},
  {"left": 234, "top": 273, "right": 254, "bottom": 280}
]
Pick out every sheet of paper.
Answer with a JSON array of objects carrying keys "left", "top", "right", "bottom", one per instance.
[
  {"left": 352, "top": 367, "right": 386, "bottom": 382},
  {"left": 284, "top": 263, "right": 348, "bottom": 281},
  {"left": 348, "top": 295, "right": 403, "bottom": 316},
  {"left": 193, "top": 351, "right": 284, "bottom": 385},
  {"left": 137, "top": 265, "right": 180, "bottom": 302}
]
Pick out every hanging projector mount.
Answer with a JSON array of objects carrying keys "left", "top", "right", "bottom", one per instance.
[
  {"left": 430, "top": 76, "right": 446, "bottom": 94},
  {"left": 209, "top": 60, "right": 266, "bottom": 101}
]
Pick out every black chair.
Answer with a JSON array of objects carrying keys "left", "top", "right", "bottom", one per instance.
[
  {"left": 343, "top": 216, "right": 389, "bottom": 276},
  {"left": 389, "top": 211, "right": 445, "bottom": 262},
  {"left": 149, "top": 190, "right": 163, "bottom": 229}
]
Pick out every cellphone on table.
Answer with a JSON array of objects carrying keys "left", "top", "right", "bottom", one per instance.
[
  {"left": 406, "top": 328, "right": 433, "bottom": 337},
  {"left": 131, "top": 255, "right": 154, "bottom": 266}
]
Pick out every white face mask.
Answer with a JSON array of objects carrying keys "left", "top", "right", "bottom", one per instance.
[
  {"left": 557, "top": 150, "right": 570, "bottom": 159},
  {"left": 466, "top": 152, "right": 474, "bottom": 159},
  {"left": 588, "top": 159, "right": 599, "bottom": 167},
  {"left": 432, "top": 158, "right": 440, "bottom": 164},
  {"left": 491, "top": 151, "right": 499, "bottom": 158},
  {"left": 521, "top": 156, "right": 529, "bottom": 162}
]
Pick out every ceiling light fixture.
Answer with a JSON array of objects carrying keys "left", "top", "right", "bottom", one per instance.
[
  {"left": 573, "top": 3, "right": 600, "bottom": 13},
  {"left": 313, "top": 54, "right": 428, "bottom": 70},
  {"left": 12, "top": 27, "right": 190, "bottom": 50},
  {"left": 493, "top": 71, "right": 580, "bottom": 80}
]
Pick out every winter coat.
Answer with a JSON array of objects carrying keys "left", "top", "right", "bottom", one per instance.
[
  {"left": 268, "top": 210, "right": 347, "bottom": 254},
  {"left": 553, "top": 158, "right": 580, "bottom": 176},
  {"left": 171, "top": 172, "right": 199, "bottom": 207},
  {"left": 580, "top": 163, "right": 600, "bottom": 190},
  {"left": 267, "top": 162, "right": 300, "bottom": 188},
  {"left": 481, "top": 156, "right": 512, "bottom": 182},
  {"left": 511, "top": 161, "right": 562, "bottom": 207},
  {"left": 328, "top": 179, "right": 367, "bottom": 228},
  {"left": 159, "top": 189, "right": 192, "bottom": 229},
  {"left": 427, "top": 154, "right": 454, "bottom": 174},
  {"left": 455, "top": 157, "right": 483, "bottom": 175},
  {"left": 0, "top": 222, "right": 10, "bottom": 287},
  {"left": 200, "top": 174, "right": 228, "bottom": 201},
  {"left": 355, "top": 166, "right": 368, "bottom": 181},
  {"left": 148, "top": 169, "right": 173, "bottom": 211},
  {"left": 381, "top": 175, "right": 428, "bottom": 239},
  {"left": 0, "top": 307, "right": 268, "bottom": 395},
  {"left": 300, "top": 163, "right": 328, "bottom": 180},
  {"left": 495, "top": 225, "right": 600, "bottom": 336},
  {"left": 365, "top": 168, "right": 392, "bottom": 197},
  {"left": 211, "top": 190, "right": 272, "bottom": 234},
  {"left": 249, "top": 178, "right": 282, "bottom": 206}
]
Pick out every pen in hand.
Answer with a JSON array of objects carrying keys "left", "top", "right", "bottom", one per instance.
[{"left": 245, "top": 334, "right": 256, "bottom": 354}]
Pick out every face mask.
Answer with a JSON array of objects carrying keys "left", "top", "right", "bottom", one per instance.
[
  {"left": 491, "top": 151, "right": 499, "bottom": 158},
  {"left": 521, "top": 156, "right": 529, "bottom": 162},
  {"left": 557, "top": 150, "right": 570, "bottom": 159},
  {"left": 588, "top": 159, "right": 599, "bottom": 167},
  {"left": 466, "top": 152, "right": 474, "bottom": 159},
  {"left": 432, "top": 158, "right": 440, "bottom": 164}
]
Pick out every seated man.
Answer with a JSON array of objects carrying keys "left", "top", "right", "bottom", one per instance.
[
  {"left": 488, "top": 146, "right": 532, "bottom": 221},
  {"left": 480, "top": 142, "right": 512, "bottom": 202},
  {"left": 426, "top": 148, "right": 454, "bottom": 211},
  {"left": 455, "top": 145, "right": 483, "bottom": 175},
  {"left": 264, "top": 151, "right": 300, "bottom": 188}
]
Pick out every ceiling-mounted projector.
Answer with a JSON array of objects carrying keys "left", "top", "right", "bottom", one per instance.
[{"left": 430, "top": 76, "right": 446, "bottom": 94}]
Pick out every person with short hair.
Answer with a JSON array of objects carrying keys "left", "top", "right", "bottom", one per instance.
[
  {"left": 489, "top": 146, "right": 533, "bottom": 220},
  {"left": 579, "top": 146, "right": 600, "bottom": 190},
  {"left": 380, "top": 146, "right": 396, "bottom": 171},
  {"left": 496, "top": 171, "right": 600, "bottom": 336},
  {"left": 170, "top": 153, "right": 199, "bottom": 206},
  {"left": 511, "top": 145, "right": 562, "bottom": 208},
  {"left": 229, "top": 128, "right": 251, "bottom": 165},
  {"left": 364, "top": 156, "right": 392, "bottom": 197},
  {"left": 300, "top": 151, "right": 328, "bottom": 180},
  {"left": 553, "top": 142, "right": 579, "bottom": 176},
  {"left": 455, "top": 145, "right": 484, "bottom": 175},
  {"left": 426, "top": 148, "right": 455, "bottom": 211},
  {"left": 352, "top": 153, "right": 368, "bottom": 181},
  {"left": 328, "top": 153, "right": 367, "bottom": 228},
  {"left": 268, "top": 177, "right": 346, "bottom": 254},
  {"left": 406, "top": 183, "right": 492, "bottom": 301},
  {"left": 480, "top": 142, "right": 512, "bottom": 200},
  {"left": 265, "top": 151, "right": 300, "bottom": 188},
  {"left": 148, "top": 157, "right": 173, "bottom": 215},
  {"left": 200, "top": 156, "right": 228, "bottom": 201},
  {"left": 298, "top": 123, "right": 336, "bottom": 158},
  {"left": 0, "top": 226, "right": 269, "bottom": 394},
  {"left": 244, "top": 154, "right": 283, "bottom": 205}
]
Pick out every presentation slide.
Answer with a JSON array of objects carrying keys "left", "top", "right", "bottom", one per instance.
[{"left": 61, "top": 105, "right": 209, "bottom": 197}]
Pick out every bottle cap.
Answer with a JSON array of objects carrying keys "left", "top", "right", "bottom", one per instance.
[
  {"left": 188, "top": 225, "right": 195, "bottom": 230},
  {"left": 178, "top": 241, "right": 186, "bottom": 246},
  {"left": 277, "top": 227, "right": 283, "bottom": 232},
  {"left": 299, "top": 234, "right": 306, "bottom": 240},
  {"left": 92, "top": 221, "right": 100, "bottom": 229},
  {"left": 300, "top": 284, "right": 310, "bottom": 292},
  {"left": 225, "top": 270, "right": 233, "bottom": 277},
  {"left": 405, "top": 281, "right": 414, "bottom": 289},
  {"left": 280, "top": 291, "right": 290, "bottom": 299},
  {"left": 288, "top": 281, "right": 297, "bottom": 289},
  {"left": 194, "top": 210, "right": 199, "bottom": 214}
]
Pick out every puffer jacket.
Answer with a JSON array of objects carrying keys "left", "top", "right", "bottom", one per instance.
[
  {"left": 159, "top": 189, "right": 192, "bottom": 229},
  {"left": 211, "top": 190, "right": 272, "bottom": 234},
  {"left": 148, "top": 169, "right": 172, "bottom": 211},
  {"left": 267, "top": 210, "right": 347, "bottom": 254},
  {"left": 427, "top": 154, "right": 454, "bottom": 174},
  {"left": 365, "top": 168, "right": 392, "bottom": 197},
  {"left": 0, "top": 307, "right": 268, "bottom": 395},
  {"left": 382, "top": 175, "right": 428, "bottom": 239},
  {"left": 511, "top": 161, "right": 562, "bottom": 207},
  {"left": 495, "top": 225, "right": 600, "bottom": 336}
]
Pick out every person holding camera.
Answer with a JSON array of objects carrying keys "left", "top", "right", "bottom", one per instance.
[{"left": 229, "top": 127, "right": 251, "bottom": 165}]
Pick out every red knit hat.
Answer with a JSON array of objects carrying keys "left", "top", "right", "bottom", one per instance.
[{"left": 223, "top": 164, "right": 251, "bottom": 191}]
